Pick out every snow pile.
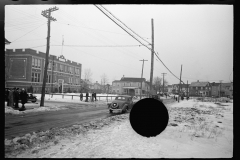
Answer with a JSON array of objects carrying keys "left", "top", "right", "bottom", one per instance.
[
  {"left": 5, "top": 100, "right": 233, "bottom": 158},
  {"left": 5, "top": 114, "right": 129, "bottom": 158},
  {"left": 5, "top": 106, "right": 67, "bottom": 115}
]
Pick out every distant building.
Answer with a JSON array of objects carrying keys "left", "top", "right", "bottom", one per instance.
[
  {"left": 5, "top": 48, "right": 82, "bottom": 93},
  {"left": 171, "top": 84, "right": 189, "bottom": 95},
  {"left": 211, "top": 82, "right": 233, "bottom": 97},
  {"left": 111, "top": 76, "right": 150, "bottom": 96},
  {"left": 189, "top": 80, "right": 211, "bottom": 97}
]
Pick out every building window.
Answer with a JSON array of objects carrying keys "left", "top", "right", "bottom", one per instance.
[
  {"left": 65, "top": 65, "right": 67, "bottom": 72},
  {"left": 38, "top": 59, "right": 41, "bottom": 68},
  {"left": 32, "top": 72, "right": 40, "bottom": 82}
]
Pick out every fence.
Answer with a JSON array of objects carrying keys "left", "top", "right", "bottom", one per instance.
[{"left": 47, "top": 93, "right": 150, "bottom": 101}]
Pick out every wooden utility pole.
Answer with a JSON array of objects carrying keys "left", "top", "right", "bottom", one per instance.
[
  {"left": 40, "top": 6, "right": 58, "bottom": 107},
  {"left": 178, "top": 65, "right": 182, "bottom": 102},
  {"left": 187, "top": 80, "right": 188, "bottom": 97},
  {"left": 149, "top": 18, "right": 154, "bottom": 97},
  {"left": 140, "top": 59, "right": 148, "bottom": 99},
  {"left": 162, "top": 73, "right": 167, "bottom": 94}
]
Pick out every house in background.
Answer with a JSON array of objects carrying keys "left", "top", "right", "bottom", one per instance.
[
  {"left": 171, "top": 84, "right": 189, "bottom": 96},
  {"left": 219, "top": 82, "right": 233, "bottom": 97},
  {"left": 189, "top": 81, "right": 212, "bottom": 97},
  {"left": 211, "top": 82, "right": 220, "bottom": 97},
  {"left": 167, "top": 85, "right": 173, "bottom": 93},
  {"left": 111, "top": 76, "right": 150, "bottom": 96}
]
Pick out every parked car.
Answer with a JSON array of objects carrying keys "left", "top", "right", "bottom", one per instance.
[
  {"left": 108, "top": 95, "right": 134, "bottom": 114},
  {"left": 151, "top": 94, "right": 163, "bottom": 102},
  {"left": 19, "top": 93, "right": 37, "bottom": 103}
]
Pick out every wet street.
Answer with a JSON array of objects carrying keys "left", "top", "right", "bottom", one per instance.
[{"left": 5, "top": 99, "right": 175, "bottom": 139}]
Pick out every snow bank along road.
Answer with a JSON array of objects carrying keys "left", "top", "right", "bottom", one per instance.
[
  {"left": 5, "top": 99, "right": 175, "bottom": 139},
  {"left": 5, "top": 99, "right": 233, "bottom": 158}
]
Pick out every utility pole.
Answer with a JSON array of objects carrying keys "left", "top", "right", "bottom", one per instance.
[
  {"left": 40, "top": 6, "right": 58, "bottom": 107},
  {"left": 187, "top": 80, "right": 188, "bottom": 98},
  {"left": 162, "top": 73, "right": 167, "bottom": 94},
  {"left": 178, "top": 65, "right": 182, "bottom": 102},
  {"left": 219, "top": 80, "right": 223, "bottom": 97},
  {"left": 149, "top": 18, "right": 154, "bottom": 97},
  {"left": 140, "top": 59, "right": 148, "bottom": 99}
]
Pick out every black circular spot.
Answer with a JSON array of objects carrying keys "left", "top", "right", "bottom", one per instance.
[{"left": 129, "top": 98, "right": 169, "bottom": 138}]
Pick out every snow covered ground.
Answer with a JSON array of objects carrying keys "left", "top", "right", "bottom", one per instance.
[{"left": 5, "top": 99, "right": 233, "bottom": 158}]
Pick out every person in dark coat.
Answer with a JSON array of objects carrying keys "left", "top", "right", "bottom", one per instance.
[
  {"left": 80, "top": 92, "right": 83, "bottom": 101},
  {"left": 91, "top": 93, "right": 94, "bottom": 102},
  {"left": 94, "top": 92, "right": 97, "bottom": 101},
  {"left": 8, "top": 89, "right": 14, "bottom": 107},
  {"left": 13, "top": 88, "right": 20, "bottom": 109},
  {"left": 85, "top": 92, "right": 89, "bottom": 102},
  {"left": 19, "top": 88, "right": 28, "bottom": 111}
]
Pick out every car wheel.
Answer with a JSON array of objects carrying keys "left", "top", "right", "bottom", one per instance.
[
  {"left": 125, "top": 106, "right": 129, "bottom": 113},
  {"left": 32, "top": 98, "right": 37, "bottom": 103}
]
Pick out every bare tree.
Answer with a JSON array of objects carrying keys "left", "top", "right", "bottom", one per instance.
[
  {"left": 153, "top": 76, "right": 162, "bottom": 93},
  {"left": 101, "top": 73, "right": 109, "bottom": 93},
  {"left": 84, "top": 68, "right": 93, "bottom": 82}
]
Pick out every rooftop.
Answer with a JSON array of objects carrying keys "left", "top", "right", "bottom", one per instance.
[
  {"left": 120, "top": 77, "right": 146, "bottom": 82},
  {"left": 190, "top": 81, "right": 209, "bottom": 87}
]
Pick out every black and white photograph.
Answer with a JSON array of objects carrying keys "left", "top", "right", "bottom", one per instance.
[{"left": 5, "top": 4, "right": 233, "bottom": 158}]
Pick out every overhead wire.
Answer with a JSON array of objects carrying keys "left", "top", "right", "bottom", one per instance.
[
  {"left": 10, "top": 23, "right": 46, "bottom": 43},
  {"left": 100, "top": 5, "right": 151, "bottom": 44},
  {"left": 95, "top": 5, "right": 184, "bottom": 84}
]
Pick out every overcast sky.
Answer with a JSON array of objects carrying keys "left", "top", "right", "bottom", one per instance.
[{"left": 5, "top": 5, "right": 233, "bottom": 85}]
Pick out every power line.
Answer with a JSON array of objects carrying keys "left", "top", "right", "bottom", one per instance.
[
  {"left": 95, "top": 5, "right": 183, "bottom": 84},
  {"left": 10, "top": 23, "right": 46, "bottom": 43},
  {"left": 99, "top": 5, "right": 151, "bottom": 43},
  {"left": 95, "top": 5, "right": 150, "bottom": 50}
]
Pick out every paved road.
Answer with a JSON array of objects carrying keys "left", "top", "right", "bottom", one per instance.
[{"left": 5, "top": 99, "right": 175, "bottom": 139}]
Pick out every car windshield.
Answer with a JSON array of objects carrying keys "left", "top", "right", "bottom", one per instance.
[{"left": 115, "top": 96, "right": 128, "bottom": 101}]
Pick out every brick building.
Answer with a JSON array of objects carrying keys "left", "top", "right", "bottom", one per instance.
[{"left": 5, "top": 48, "right": 82, "bottom": 93}]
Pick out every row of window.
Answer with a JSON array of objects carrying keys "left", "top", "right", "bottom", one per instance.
[
  {"left": 32, "top": 58, "right": 81, "bottom": 75},
  {"left": 190, "top": 87, "right": 211, "bottom": 90},
  {"left": 113, "top": 82, "right": 143, "bottom": 87},
  {"left": 31, "top": 72, "right": 80, "bottom": 84}
]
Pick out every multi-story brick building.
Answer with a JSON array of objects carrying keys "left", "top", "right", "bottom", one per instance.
[
  {"left": 111, "top": 76, "right": 150, "bottom": 96},
  {"left": 5, "top": 48, "right": 82, "bottom": 93}
]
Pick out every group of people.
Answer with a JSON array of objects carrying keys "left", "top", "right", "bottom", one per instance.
[
  {"left": 173, "top": 95, "right": 189, "bottom": 102},
  {"left": 5, "top": 87, "right": 28, "bottom": 111},
  {"left": 79, "top": 92, "right": 97, "bottom": 102}
]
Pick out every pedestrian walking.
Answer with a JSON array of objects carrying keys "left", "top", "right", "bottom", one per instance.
[
  {"left": 13, "top": 87, "right": 20, "bottom": 109},
  {"left": 19, "top": 88, "right": 28, "bottom": 111},
  {"left": 80, "top": 92, "right": 83, "bottom": 101},
  {"left": 8, "top": 88, "right": 14, "bottom": 107},
  {"left": 94, "top": 92, "right": 97, "bottom": 101},
  {"left": 85, "top": 92, "right": 89, "bottom": 102}
]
